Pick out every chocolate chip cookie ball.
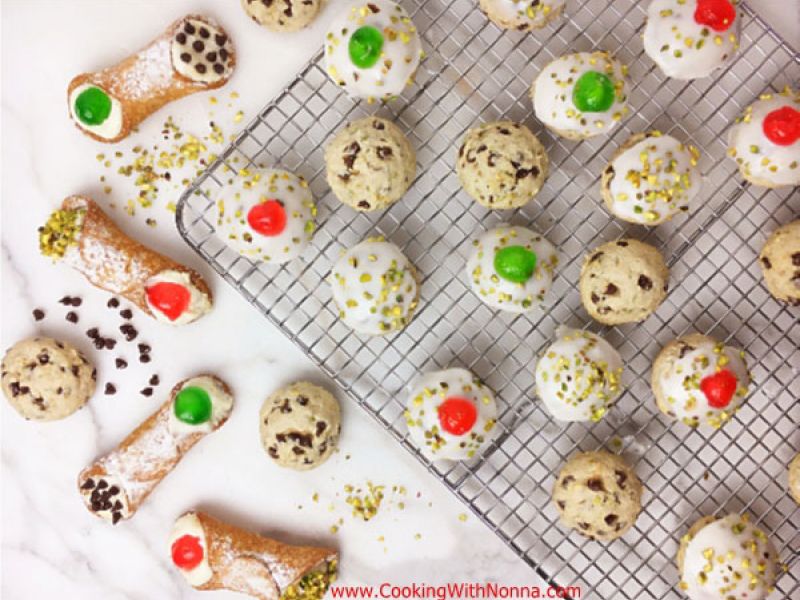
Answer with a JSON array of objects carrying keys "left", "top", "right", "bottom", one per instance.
[
  {"left": 259, "top": 381, "right": 341, "bottom": 470},
  {"left": 552, "top": 450, "right": 643, "bottom": 541},
  {"left": 241, "top": 0, "right": 322, "bottom": 32},
  {"left": 759, "top": 219, "right": 800, "bottom": 306},
  {"left": 2, "top": 337, "right": 95, "bottom": 421}
]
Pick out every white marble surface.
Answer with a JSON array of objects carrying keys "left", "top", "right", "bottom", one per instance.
[{"left": 1, "top": 1, "right": 797, "bottom": 600}]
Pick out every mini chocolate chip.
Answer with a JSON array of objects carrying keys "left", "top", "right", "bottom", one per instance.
[
  {"left": 108, "top": 485, "right": 119, "bottom": 495},
  {"left": 557, "top": 500, "right": 566, "bottom": 510},
  {"left": 373, "top": 120, "right": 385, "bottom": 130},
  {"left": 94, "top": 338, "right": 106, "bottom": 350},
  {"left": 357, "top": 200, "right": 371, "bottom": 209},
  {"left": 115, "top": 358, "right": 127, "bottom": 369},
  {"left": 37, "top": 352, "right": 50, "bottom": 365},
  {"left": 761, "top": 256, "right": 772, "bottom": 269},
  {"left": 120, "top": 309, "right": 133, "bottom": 319},
  {"left": 614, "top": 470, "right": 628, "bottom": 488},
  {"left": 176, "top": 32, "right": 186, "bottom": 44},
  {"left": 66, "top": 311, "right": 78, "bottom": 323},
  {"left": 587, "top": 478, "right": 605, "bottom": 492},
  {"left": 561, "top": 475, "right": 575, "bottom": 488},
  {"left": 219, "top": 48, "right": 229, "bottom": 61},
  {"left": 199, "top": 27, "right": 209, "bottom": 38},
  {"left": 81, "top": 478, "right": 95, "bottom": 490},
  {"left": 111, "top": 512, "right": 122, "bottom": 525},
  {"left": 206, "top": 51, "right": 217, "bottom": 62},
  {"left": 184, "top": 21, "right": 196, "bottom": 34},
  {"left": 140, "top": 387, "right": 153, "bottom": 397},
  {"left": 604, "top": 514, "right": 618, "bottom": 526},
  {"left": 498, "top": 127, "right": 510, "bottom": 135},
  {"left": 140, "top": 354, "right": 151, "bottom": 364},
  {"left": 605, "top": 283, "right": 619, "bottom": 295},
  {"left": 138, "top": 344, "right": 151, "bottom": 354},
  {"left": 10, "top": 382, "right": 20, "bottom": 397},
  {"left": 108, "top": 298, "right": 120, "bottom": 308},
  {"left": 104, "top": 338, "right": 117, "bottom": 350},
  {"left": 59, "top": 296, "right": 73, "bottom": 305},
  {"left": 180, "top": 53, "right": 191, "bottom": 63},
  {"left": 292, "top": 446, "right": 306, "bottom": 455},
  {"left": 792, "top": 252, "right": 800, "bottom": 267},
  {"left": 213, "top": 63, "right": 225, "bottom": 75},
  {"left": 589, "top": 252, "right": 604, "bottom": 263},
  {"left": 678, "top": 344, "right": 695, "bottom": 359},
  {"left": 616, "top": 240, "right": 628, "bottom": 247},
  {"left": 196, "top": 63, "right": 207, "bottom": 74},
  {"left": 376, "top": 146, "right": 393, "bottom": 159},
  {"left": 32, "top": 309, "right": 45, "bottom": 321},
  {"left": 105, "top": 383, "right": 116, "bottom": 395},
  {"left": 316, "top": 421, "right": 327, "bottom": 436},
  {"left": 71, "top": 366, "right": 80, "bottom": 377},
  {"left": 268, "top": 446, "right": 279, "bottom": 458},
  {"left": 149, "top": 375, "right": 160, "bottom": 386},
  {"left": 96, "top": 479, "right": 108, "bottom": 490},
  {"left": 637, "top": 275, "right": 653, "bottom": 290},
  {"left": 113, "top": 500, "right": 123, "bottom": 510},
  {"left": 87, "top": 328, "right": 99, "bottom": 339},
  {"left": 578, "top": 522, "right": 591, "bottom": 530},
  {"left": 296, "top": 395, "right": 309, "bottom": 406}
]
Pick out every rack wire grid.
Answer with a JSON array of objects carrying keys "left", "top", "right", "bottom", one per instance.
[{"left": 176, "top": 0, "right": 799, "bottom": 597}]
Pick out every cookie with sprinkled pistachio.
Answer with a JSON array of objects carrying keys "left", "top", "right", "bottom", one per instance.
[
  {"left": 789, "top": 454, "right": 800, "bottom": 505},
  {"left": 728, "top": 89, "right": 800, "bottom": 188},
  {"left": 325, "top": 117, "right": 416, "bottom": 212},
  {"left": 456, "top": 121, "right": 549, "bottom": 209},
  {"left": 601, "top": 131, "right": 702, "bottom": 225},
  {"left": 535, "top": 326, "right": 624, "bottom": 422},
  {"left": 241, "top": 0, "right": 322, "bottom": 32},
  {"left": 330, "top": 238, "right": 420, "bottom": 335},
  {"left": 259, "top": 381, "right": 341, "bottom": 471},
  {"left": 323, "top": 0, "right": 424, "bottom": 101},
  {"left": 644, "top": 0, "right": 740, "bottom": 81},
  {"left": 677, "top": 514, "right": 778, "bottom": 600},
  {"left": 552, "top": 451, "right": 642, "bottom": 542},
  {"left": 651, "top": 333, "right": 750, "bottom": 429},
  {"left": 531, "top": 51, "right": 630, "bottom": 140},
  {"left": 479, "top": 0, "right": 565, "bottom": 31},
  {"left": 405, "top": 368, "right": 498, "bottom": 461},
  {"left": 466, "top": 224, "right": 558, "bottom": 312},
  {"left": 2, "top": 337, "right": 95, "bottom": 421},
  {"left": 216, "top": 167, "right": 316, "bottom": 263},
  {"left": 759, "top": 219, "right": 800, "bottom": 306},
  {"left": 579, "top": 239, "right": 669, "bottom": 325}
]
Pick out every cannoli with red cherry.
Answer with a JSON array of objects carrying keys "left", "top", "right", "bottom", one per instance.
[
  {"left": 68, "top": 14, "right": 235, "bottom": 143},
  {"left": 39, "top": 195, "right": 212, "bottom": 325},
  {"left": 78, "top": 376, "right": 233, "bottom": 524},
  {"left": 170, "top": 511, "right": 338, "bottom": 600}
]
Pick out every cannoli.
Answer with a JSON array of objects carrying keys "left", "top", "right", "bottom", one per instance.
[
  {"left": 170, "top": 511, "right": 338, "bottom": 600},
  {"left": 78, "top": 375, "right": 233, "bottom": 524},
  {"left": 68, "top": 14, "right": 235, "bottom": 143},
  {"left": 39, "top": 195, "right": 212, "bottom": 325}
]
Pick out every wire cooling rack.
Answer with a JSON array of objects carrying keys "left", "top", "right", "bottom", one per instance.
[{"left": 177, "top": 0, "right": 799, "bottom": 597}]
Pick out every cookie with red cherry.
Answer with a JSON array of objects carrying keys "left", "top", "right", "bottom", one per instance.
[
  {"left": 728, "top": 88, "right": 800, "bottom": 188},
  {"left": 643, "top": 0, "right": 739, "bottom": 80},
  {"left": 651, "top": 332, "right": 750, "bottom": 428},
  {"left": 215, "top": 168, "right": 316, "bottom": 264}
]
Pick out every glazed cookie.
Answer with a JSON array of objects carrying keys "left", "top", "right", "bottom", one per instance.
[
  {"left": 579, "top": 239, "right": 669, "bottom": 325},
  {"left": 552, "top": 451, "right": 643, "bottom": 542},
  {"left": 652, "top": 333, "right": 750, "bottom": 429},
  {"left": 260, "top": 381, "right": 341, "bottom": 470},
  {"left": 728, "top": 89, "right": 800, "bottom": 188},
  {"left": 241, "top": 0, "right": 322, "bottom": 32},
  {"left": 2, "top": 337, "right": 95, "bottom": 421},
  {"left": 324, "top": 0, "right": 424, "bottom": 101},
  {"left": 677, "top": 514, "right": 778, "bottom": 600},
  {"left": 466, "top": 224, "right": 558, "bottom": 312},
  {"left": 479, "top": 0, "right": 565, "bottom": 31},
  {"left": 325, "top": 117, "right": 416, "bottom": 211},
  {"left": 330, "top": 238, "right": 419, "bottom": 335},
  {"left": 531, "top": 51, "right": 629, "bottom": 140},
  {"left": 601, "top": 131, "right": 702, "bottom": 225},
  {"left": 789, "top": 453, "right": 800, "bottom": 505},
  {"left": 405, "top": 368, "right": 498, "bottom": 461},
  {"left": 456, "top": 121, "right": 549, "bottom": 209},
  {"left": 216, "top": 168, "right": 316, "bottom": 263},
  {"left": 759, "top": 219, "right": 800, "bottom": 305},
  {"left": 535, "top": 326, "right": 624, "bottom": 423},
  {"left": 644, "top": 0, "right": 739, "bottom": 80}
]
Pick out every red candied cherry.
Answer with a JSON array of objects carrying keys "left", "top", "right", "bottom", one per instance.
[
  {"left": 762, "top": 106, "right": 800, "bottom": 146},
  {"left": 438, "top": 396, "right": 478, "bottom": 436},
  {"left": 247, "top": 199, "right": 287, "bottom": 237},
  {"left": 694, "top": 0, "right": 736, "bottom": 32},
  {"left": 146, "top": 282, "right": 191, "bottom": 321},
  {"left": 700, "top": 369, "right": 738, "bottom": 409},
  {"left": 171, "top": 534, "right": 204, "bottom": 570}
]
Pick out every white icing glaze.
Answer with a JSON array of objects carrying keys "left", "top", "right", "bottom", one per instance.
[
  {"left": 606, "top": 132, "right": 702, "bottom": 225},
  {"left": 532, "top": 51, "right": 629, "bottom": 139},
  {"left": 171, "top": 18, "right": 234, "bottom": 84},
  {"left": 405, "top": 368, "right": 498, "bottom": 461},
  {"left": 69, "top": 83, "right": 123, "bottom": 140},
  {"left": 78, "top": 472, "right": 132, "bottom": 523},
  {"left": 727, "top": 90, "right": 800, "bottom": 187},
  {"left": 330, "top": 238, "right": 418, "bottom": 335},
  {"left": 216, "top": 168, "right": 316, "bottom": 264},
  {"left": 644, "top": 0, "right": 740, "bottom": 80},
  {"left": 324, "top": 0, "right": 423, "bottom": 101},
  {"left": 535, "top": 326, "right": 624, "bottom": 422},
  {"left": 466, "top": 225, "right": 558, "bottom": 313},
  {"left": 144, "top": 269, "right": 212, "bottom": 325},
  {"left": 680, "top": 514, "right": 778, "bottom": 600},
  {"left": 655, "top": 336, "right": 749, "bottom": 428},
  {"left": 481, "top": 0, "right": 565, "bottom": 30},
  {"left": 168, "top": 375, "right": 234, "bottom": 435},
  {"left": 169, "top": 512, "right": 214, "bottom": 587}
]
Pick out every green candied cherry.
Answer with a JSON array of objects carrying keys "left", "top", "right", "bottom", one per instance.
[
  {"left": 174, "top": 386, "right": 212, "bottom": 425},
  {"left": 494, "top": 246, "right": 537, "bottom": 284},
  {"left": 572, "top": 71, "right": 616, "bottom": 113},
  {"left": 349, "top": 26, "right": 384, "bottom": 69},
  {"left": 74, "top": 87, "right": 112, "bottom": 126}
]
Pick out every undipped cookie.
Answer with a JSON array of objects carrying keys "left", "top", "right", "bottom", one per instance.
[
  {"left": 480, "top": 0, "right": 566, "bottom": 32},
  {"left": 241, "top": 0, "right": 322, "bottom": 32},
  {"left": 2, "top": 337, "right": 96, "bottom": 421},
  {"left": 759, "top": 219, "right": 800, "bottom": 306},
  {"left": 789, "top": 453, "right": 800, "bottom": 505}
]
